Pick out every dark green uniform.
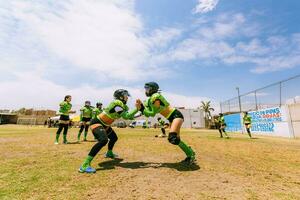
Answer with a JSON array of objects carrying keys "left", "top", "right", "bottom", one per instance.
[
  {"left": 216, "top": 115, "right": 228, "bottom": 138},
  {"left": 243, "top": 114, "right": 252, "bottom": 138},
  {"left": 156, "top": 118, "right": 167, "bottom": 137},
  {"left": 158, "top": 118, "right": 165, "bottom": 127}
]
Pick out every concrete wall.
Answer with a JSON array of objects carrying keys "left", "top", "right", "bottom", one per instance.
[
  {"left": 288, "top": 103, "right": 300, "bottom": 138},
  {"left": 178, "top": 108, "right": 205, "bottom": 128}
]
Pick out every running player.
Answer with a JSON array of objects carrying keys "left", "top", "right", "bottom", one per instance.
[
  {"left": 215, "top": 113, "right": 229, "bottom": 138},
  {"left": 243, "top": 112, "right": 252, "bottom": 138}
]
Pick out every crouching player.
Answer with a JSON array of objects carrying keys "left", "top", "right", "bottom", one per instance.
[
  {"left": 139, "top": 82, "right": 196, "bottom": 165},
  {"left": 79, "top": 89, "right": 140, "bottom": 173},
  {"left": 77, "top": 101, "right": 93, "bottom": 142}
]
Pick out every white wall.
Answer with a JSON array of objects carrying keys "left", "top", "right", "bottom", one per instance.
[
  {"left": 178, "top": 108, "right": 205, "bottom": 128},
  {"left": 287, "top": 103, "right": 300, "bottom": 138}
]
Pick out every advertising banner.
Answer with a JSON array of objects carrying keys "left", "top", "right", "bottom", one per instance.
[
  {"left": 224, "top": 113, "right": 242, "bottom": 132},
  {"left": 248, "top": 107, "right": 291, "bottom": 137}
]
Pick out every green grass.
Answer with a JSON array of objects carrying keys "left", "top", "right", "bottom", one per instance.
[{"left": 0, "top": 125, "right": 300, "bottom": 200}]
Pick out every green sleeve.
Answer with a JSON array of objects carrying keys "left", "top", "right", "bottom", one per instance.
[
  {"left": 59, "top": 102, "right": 69, "bottom": 115},
  {"left": 143, "top": 107, "right": 157, "bottom": 117},
  {"left": 142, "top": 96, "right": 159, "bottom": 117},
  {"left": 80, "top": 108, "right": 83, "bottom": 121},
  {"left": 60, "top": 102, "right": 67, "bottom": 110},
  {"left": 121, "top": 108, "right": 139, "bottom": 120}
]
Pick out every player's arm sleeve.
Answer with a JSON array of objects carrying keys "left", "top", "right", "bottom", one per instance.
[
  {"left": 80, "top": 109, "right": 83, "bottom": 121},
  {"left": 121, "top": 108, "right": 139, "bottom": 120},
  {"left": 59, "top": 102, "right": 66, "bottom": 109},
  {"left": 143, "top": 106, "right": 157, "bottom": 117}
]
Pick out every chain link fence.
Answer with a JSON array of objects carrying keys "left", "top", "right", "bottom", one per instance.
[{"left": 220, "top": 74, "right": 300, "bottom": 113}]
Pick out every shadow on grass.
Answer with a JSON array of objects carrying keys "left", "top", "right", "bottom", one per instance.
[
  {"left": 65, "top": 141, "right": 81, "bottom": 144},
  {"left": 82, "top": 140, "right": 97, "bottom": 143},
  {"left": 97, "top": 158, "right": 200, "bottom": 172},
  {"left": 203, "top": 135, "right": 260, "bottom": 141}
]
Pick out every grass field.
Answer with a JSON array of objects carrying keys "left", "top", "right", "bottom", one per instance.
[{"left": 0, "top": 125, "right": 300, "bottom": 200}]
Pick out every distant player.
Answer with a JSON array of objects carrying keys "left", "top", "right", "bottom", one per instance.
[
  {"left": 155, "top": 117, "right": 168, "bottom": 138},
  {"left": 77, "top": 101, "right": 93, "bottom": 142},
  {"left": 138, "top": 82, "right": 195, "bottom": 165},
  {"left": 92, "top": 102, "right": 103, "bottom": 119},
  {"left": 215, "top": 113, "right": 229, "bottom": 138},
  {"left": 243, "top": 112, "right": 252, "bottom": 138},
  {"left": 55, "top": 95, "right": 72, "bottom": 144},
  {"left": 79, "top": 89, "right": 141, "bottom": 173}
]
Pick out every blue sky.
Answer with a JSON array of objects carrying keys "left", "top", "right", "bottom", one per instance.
[{"left": 0, "top": 0, "right": 300, "bottom": 111}]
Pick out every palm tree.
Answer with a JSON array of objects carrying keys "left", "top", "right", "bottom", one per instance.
[{"left": 200, "top": 101, "right": 215, "bottom": 128}]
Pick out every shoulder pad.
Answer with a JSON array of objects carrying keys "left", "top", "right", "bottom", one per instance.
[{"left": 150, "top": 93, "right": 161, "bottom": 102}]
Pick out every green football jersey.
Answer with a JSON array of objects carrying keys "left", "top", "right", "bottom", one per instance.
[
  {"left": 243, "top": 115, "right": 252, "bottom": 124},
  {"left": 143, "top": 93, "right": 175, "bottom": 118},
  {"left": 80, "top": 106, "right": 93, "bottom": 120},
  {"left": 59, "top": 101, "right": 72, "bottom": 116},
  {"left": 92, "top": 107, "right": 103, "bottom": 119},
  {"left": 101, "top": 100, "right": 138, "bottom": 122}
]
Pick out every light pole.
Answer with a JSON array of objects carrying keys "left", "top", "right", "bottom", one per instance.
[{"left": 236, "top": 87, "right": 244, "bottom": 134}]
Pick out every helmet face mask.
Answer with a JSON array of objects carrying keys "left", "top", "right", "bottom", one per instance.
[
  {"left": 85, "top": 101, "right": 91, "bottom": 107},
  {"left": 144, "top": 82, "right": 159, "bottom": 97},
  {"left": 144, "top": 86, "right": 151, "bottom": 97},
  {"left": 114, "top": 89, "right": 130, "bottom": 103},
  {"left": 96, "top": 102, "right": 102, "bottom": 108}
]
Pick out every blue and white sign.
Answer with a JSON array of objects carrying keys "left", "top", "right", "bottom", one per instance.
[
  {"left": 223, "top": 106, "right": 293, "bottom": 138},
  {"left": 224, "top": 113, "right": 242, "bottom": 132},
  {"left": 248, "top": 106, "right": 291, "bottom": 137}
]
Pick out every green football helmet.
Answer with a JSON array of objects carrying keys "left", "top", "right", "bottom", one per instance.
[
  {"left": 144, "top": 82, "right": 159, "bottom": 97},
  {"left": 113, "top": 89, "right": 130, "bottom": 103}
]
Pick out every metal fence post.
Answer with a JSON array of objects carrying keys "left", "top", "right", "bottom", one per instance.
[
  {"left": 279, "top": 81, "right": 282, "bottom": 107},
  {"left": 236, "top": 87, "right": 242, "bottom": 113},
  {"left": 254, "top": 90, "right": 258, "bottom": 111}
]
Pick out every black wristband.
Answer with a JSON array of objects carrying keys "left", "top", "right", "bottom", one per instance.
[{"left": 140, "top": 103, "right": 145, "bottom": 113}]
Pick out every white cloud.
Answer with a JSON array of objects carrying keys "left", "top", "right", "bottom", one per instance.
[
  {"left": 193, "top": 0, "right": 219, "bottom": 14},
  {"left": 0, "top": 71, "right": 212, "bottom": 111},
  {"left": 143, "top": 27, "right": 182, "bottom": 49},
  {"left": 0, "top": 0, "right": 208, "bottom": 110},
  {"left": 0, "top": 0, "right": 182, "bottom": 82},
  {"left": 159, "top": 12, "right": 300, "bottom": 74}
]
